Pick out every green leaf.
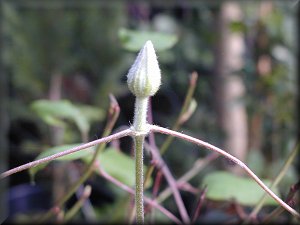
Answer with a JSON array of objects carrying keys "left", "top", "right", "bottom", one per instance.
[
  {"left": 76, "top": 104, "right": 105, "bottom": 123},
  {"left": 94, "top": 195, "right": 131, "bottom": 222},
  {"left": 118, "top": 28, "right": 178, "bottom": 52},
  {"left": 29, "top": 143, "right": 95, "bottom": 181},
  {"left": 229, "top": 21, "right": 247, "bottom": 33},
  {"left": 246, "top": 150, "right": 265, "bottom": 177},
  {"left": 96, "top": 148, "right": 151, "bottom": 188},
  {"left": 31, "top": 99, "right": 90, "bottom": 135},
  {"left": 202, "top": 171, "right": 280, "bottom": 206}
]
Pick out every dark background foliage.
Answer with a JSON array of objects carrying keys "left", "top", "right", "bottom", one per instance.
[{"left": 0, "top": 0, "right": 298, "bottom": 223}]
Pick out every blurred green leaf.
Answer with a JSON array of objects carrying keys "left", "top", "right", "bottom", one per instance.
[
  {"left": 246, "top": 150, "right": 265, "bottom": 177},
  {"left": 202, "top": 171, "right": 280, "bottom": 206},
  {"left": 229, "top": 21, "right": 247, "bottom": 33},
  {"left": 96, "top": 148, "right": 151, "bottom": 187},
  {"left": 76, "top": 104, "right": 105, "bottom": 123},
  {"left": 94, "top": 195, "right": 131, "bottom": 222},
  {"left": 118, "top": 28, "right": 178, "bottom": 52},
  {"left": 31, "top": 100, "right": 90, "bottom": 135}
]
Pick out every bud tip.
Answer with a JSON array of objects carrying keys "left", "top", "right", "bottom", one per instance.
[{"left": 127, "top": 40, "right": 161, "bottom": 98}]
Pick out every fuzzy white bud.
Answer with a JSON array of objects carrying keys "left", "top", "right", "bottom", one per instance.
[{"left": 127, "top": 40, "right": 161, "bottom": 98}]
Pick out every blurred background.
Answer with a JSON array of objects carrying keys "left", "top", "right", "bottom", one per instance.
[{"left": 0, "top": 0, "right": 299, "bottom": 224}]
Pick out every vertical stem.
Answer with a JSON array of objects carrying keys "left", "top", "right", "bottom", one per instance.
[
  {"left": 135, "top": 135, "right": 145, "bottom": 224},
  {"left": 133, "top": 97, "right": 148, "bottom": 224},
  {"left": 134, "top": 97, "right": 149, "bottom": 132}
]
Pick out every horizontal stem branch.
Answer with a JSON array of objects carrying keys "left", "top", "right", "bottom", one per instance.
[
  {"left": 0, "top": 129, "right": 133, "bottom": 179},
  {"left": 3, "top": 123, "right": 299, "bottom": 221},
  {"left": 149, "top": 125, "right": 300, "bottom": 220}
]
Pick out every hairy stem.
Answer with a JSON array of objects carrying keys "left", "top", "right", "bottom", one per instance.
[
  {"left": 135, "top": 135, "right": 145, "bottom": 224},
  {"left": 149, "top": 125, "right": 300, "bottom": 220},
  {"left": 133, "top": 97, "right": 148, "bottom": 224},
  {"left": 134, "top": 98, "right": 148, "bottom": 132}
]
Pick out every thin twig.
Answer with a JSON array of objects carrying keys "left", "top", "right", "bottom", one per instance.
[
  {"left": 192, "top": 187, "right": 207, "bottom": 224},
  {"left": 156, "top": 153, "right": 218, "bottom": 204},
  {"left": 147, "top": 98, "right": 156, "bottom": 147},
  {"left": 177, "top": 153, "right": 219, "bottom": 187},
  {"left": 160, "top": 71, "right": 198, "bottom": 155},
  {"left": 68, "top": 162, "right": 97, "bottom": 221},
  {"left": 232, "top": 201, "right": 248, "bottom": 220},
  {"left": 148, "top": 170, "right": 163, "bottom": 223},
  {"left": 149, "top": 125, "right": 300, "bottom": 220},
  {"left": 144, "top": 142, "right": 191, "bottom": 224},
  {"left": 3, "top": 122, "right": 298, "bottom": 221},
  {"left": 147, "top": 100, "right": 188, "bottom": 223},
  {"left": 178, "top": 182, "right": 199, "bottom": 194},
  {"left": 143, "top": 72, "right": 198, "bottom": 199},
  {"left": 263, "top": 180, "right": 300, "bottom": 223},
  {"left": 152, "top": 170, "right": 163, "bottom": 198},
  {"left": 63, "top": 185, "right": 92, "bottom": 223},
  {"left": 38, "top": 95, "right": 121, "bottom": 222},
  {"left": 245, "top": 143, "right": 300, "bottom": 222},
  {"left": 96, "top": 163, "right": 182, "bottom": 225},
  {"left": 0, "top": 129, "right": 132, "bottom": 179}
]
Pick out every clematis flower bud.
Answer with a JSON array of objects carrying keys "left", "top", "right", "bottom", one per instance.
[{"left": 127, "top": 40, "right": 161, "bottom": 98}]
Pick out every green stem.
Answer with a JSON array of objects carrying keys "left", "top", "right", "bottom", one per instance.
[
  {"left": 135, "top": 135, "right": 145, "bottom": 224},
  {"left": 133, "top": 97, "right": 148, "bottom": 224},
  {"left": 134, "top": 97, "right": 148, "bottom": 132}
]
